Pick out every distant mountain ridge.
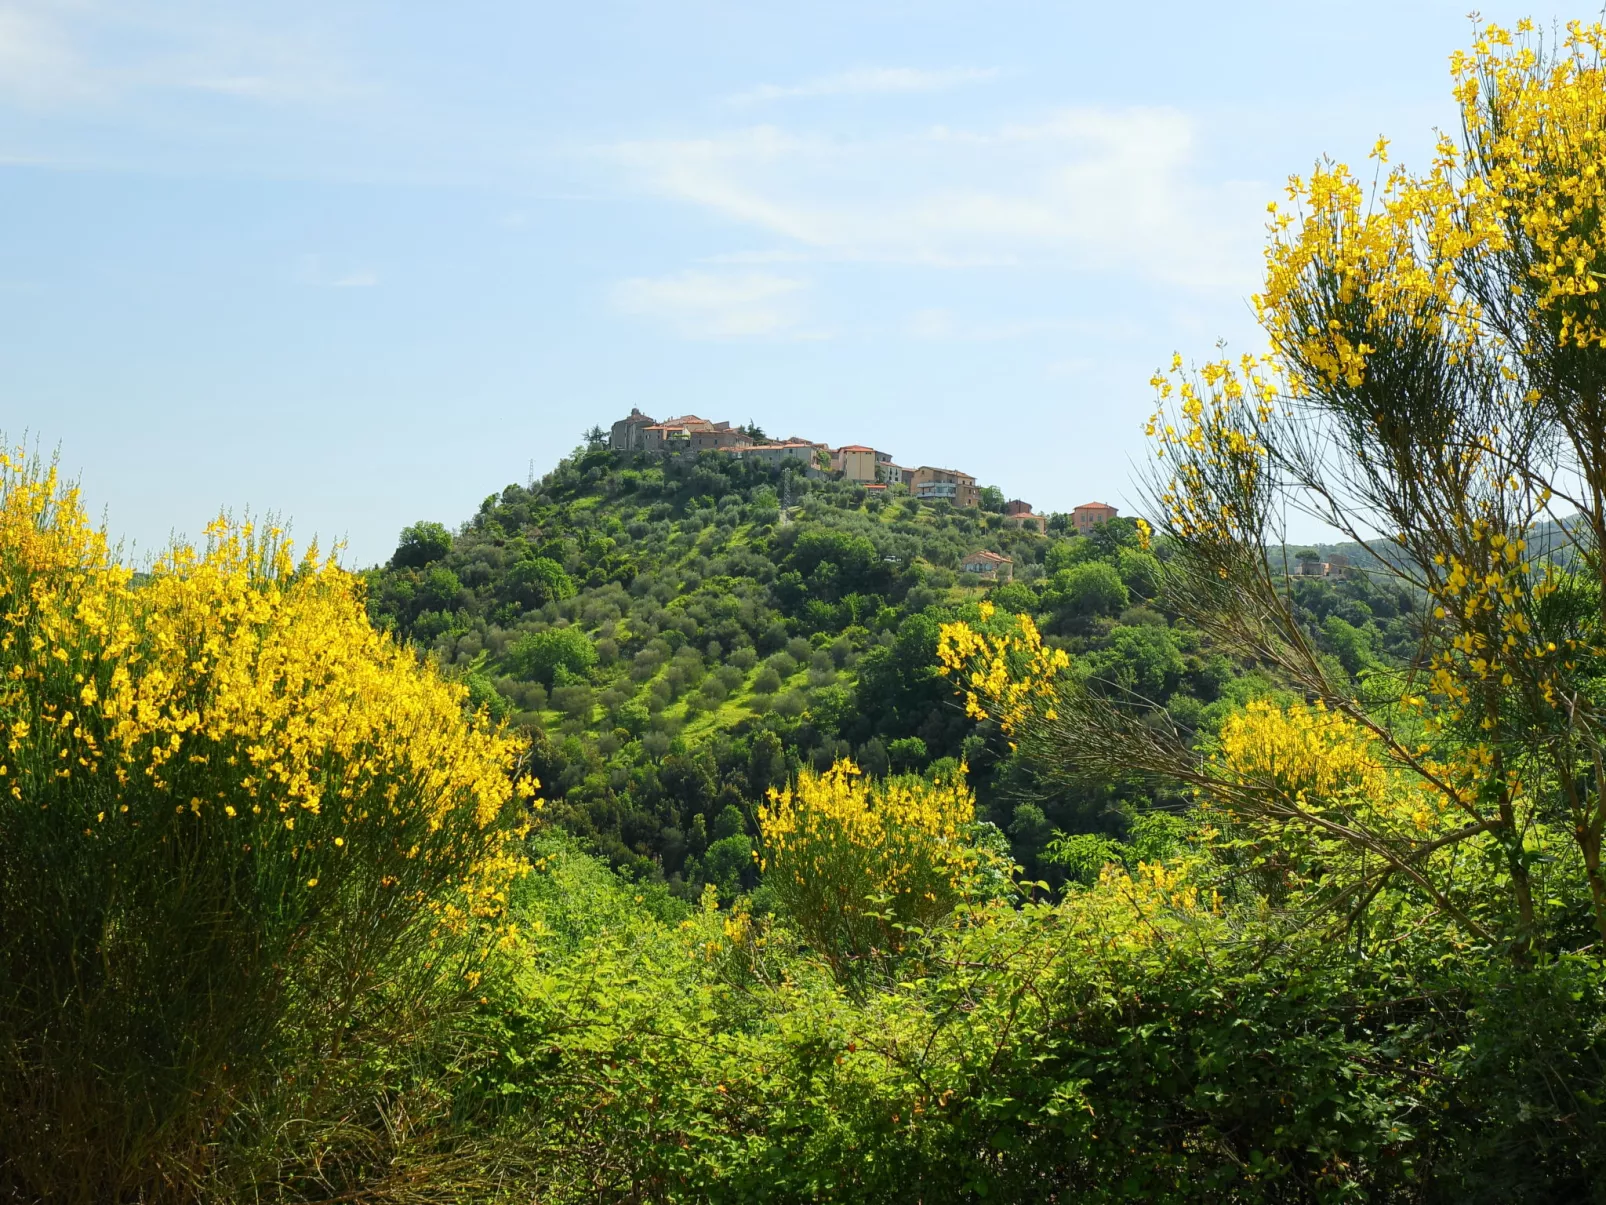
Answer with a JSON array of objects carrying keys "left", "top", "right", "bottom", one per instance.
[{"left": 1271, "top": 512, "right": 1587, "bottom": 578}]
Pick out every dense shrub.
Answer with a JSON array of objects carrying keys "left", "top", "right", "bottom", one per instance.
[
  {"left": 0, "top": 457, "right": 532, "bottom": 1203},
  {"left": 510, "top": 625, "right": 598, "bottom": 686},
  {"left": 758, "top": 760, "right": 993, "bottom": 977}
]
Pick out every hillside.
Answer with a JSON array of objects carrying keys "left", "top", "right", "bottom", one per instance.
[{"left": 362, "top": 439, "right": 1415, "bottom": 895}]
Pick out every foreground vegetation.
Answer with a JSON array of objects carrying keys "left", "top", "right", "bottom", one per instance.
[{"left": 15, "top": 20, "right": 1606, "bottom": 1203}]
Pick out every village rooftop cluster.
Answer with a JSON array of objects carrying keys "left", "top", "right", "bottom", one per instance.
[{"left": 608, "top": 409, "right": 1119, "bottom": 553}]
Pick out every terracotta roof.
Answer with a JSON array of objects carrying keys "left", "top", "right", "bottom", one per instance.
[
  {"left": 1074, "top": 501, "right": 1116, "bottom": 510},
  {"left": 965, "top": 549, "right": 1013, "bottom": 564},
  {"left": 837, "top": 444, "right": 875, "bottom": 452}
]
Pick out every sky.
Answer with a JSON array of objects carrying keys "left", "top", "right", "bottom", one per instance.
[{"left": 0, "top": 0, "right": 1553, "bottom": 565}]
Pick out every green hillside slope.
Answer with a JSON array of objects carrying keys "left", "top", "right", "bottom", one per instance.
[{"left": 362, "top": 441, "right": 1414, "bottom": 896}]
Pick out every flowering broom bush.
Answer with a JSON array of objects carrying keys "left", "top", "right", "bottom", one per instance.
[
  {"left": 757, "top": 759, "right": 997, "bottom": 978},
  {"left": 934, "top": 600, "right": 1068, "bottom": 735},
  {"left": 0, "top": 453, "right": 535, "bottom": 1203}
]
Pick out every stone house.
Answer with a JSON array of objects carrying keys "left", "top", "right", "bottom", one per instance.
[
  {"left": 609, "top": 408, "right": 658, "bottom": 452},
  {"left": 961, "top": 549, "right": 1013, "bottom": 581},
  {"left": 636, "top": 415, "right": 750, "bottom": 455},
  {"left": 688, "top": 423, "right": 752, "bottom": 453},
  {"left": 718, "top": 441, "right": 825, "bottom": 472},
  {"left": 639, "top": 416, "right": 703, "bottom": 453}
]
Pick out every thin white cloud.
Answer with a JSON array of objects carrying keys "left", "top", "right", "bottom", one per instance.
[
  {"left": 609, "top": 107, "right": 1265, "bottom": 294},
  {"left": 0, "top": 2, "right": 362, "bottom": 111},
  {"left": 0, "top": 4, "right": 93, "bottom": 105},
  {"left": 728, "top": 66, "right": 999, "bottom": 106},
  {"left": 612, "top": 270, "right": 809, "bottom": 339},
  {"left": 330, "top": 270, "right": 378, "bottom": 288}
]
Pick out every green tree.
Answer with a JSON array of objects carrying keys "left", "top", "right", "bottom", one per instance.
[
  {"left": 508, "top": 627, "right": 598, "bottom": 687},
  {"left": 988, "top": 581, "right": 1038, "bottom": 615},
  {"left": 1321, "top": 614, "right": 1376, "bottom": 677},
  {"left": 1045, "top": 561, "right": 1128, "bottom": 622},
  {"left": 459, "top": 662, "right": 512, "bottom": 722},
  {"left": 858, "top": 736, "right": 891, "bottom": 778},
  {"left": 699, "top": 832, "right": 754, "bottom": 902},
  {"left": 1083, "top": 625, "right": 1185, "bottom": 701},
  {"left": 1045, "top": 538, "right": 1099, "bottom": 574},
  {"left": 1116, "top": 547, "right": 1162, "bottom": 600},
  {"left": 748, "top": 730, "right": 787, "bottom": 794},
  {"left": 507, "top": 555, "right": 575, "bottom": 607},
  {"left": 1007, "top": 801, "right": 1055, "bottom": 869},
  {"left": 417, "top": 564, "right": 464, "bottom": 613},
  {"left": 784, "top": 528, "right": 887, "bottom": 601},
  {"left": 888, "top": 736, "right": 929, "bottom": 773},
  {"left": 1086, "top": 515, "right": 1144, "bottom": 557},
  {"left": 852, "top": 615, "right": 966, "bottom": 753},
  {"left": 392, "top": 521, "right": 452, "bottom": 569}
]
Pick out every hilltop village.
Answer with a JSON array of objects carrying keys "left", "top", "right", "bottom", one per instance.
[{"left": 608, "top": 408, "right": 1119, "bottom": 559}]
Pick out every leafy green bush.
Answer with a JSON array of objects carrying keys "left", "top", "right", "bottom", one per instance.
[
  {"left": 1045, "top": 560, "right": 1128, "bottom": 621},
  {"left": 510, "top": 626, "right": 598, "bottom": 686},
  {"left": 508, "top": 554, "right": 576, "bottom": 606},
  {"left": 466, "top": 832, "right": 1511, "bottom": 1204},
  {"left": 887, "top": 735, "right": 929, "bottom": 772}
]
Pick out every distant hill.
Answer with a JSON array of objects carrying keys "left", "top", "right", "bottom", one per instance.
[
  {"left": 1271, "top": 511, "right": 1587, "bottom": 579},
  {"left": 362, "top": 442, "right": 1397, "bottom": 896}
]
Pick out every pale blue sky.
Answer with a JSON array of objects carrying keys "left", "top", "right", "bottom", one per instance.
[{"left": 2, "top": 0, "right": 1545, "bottom": 564}]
